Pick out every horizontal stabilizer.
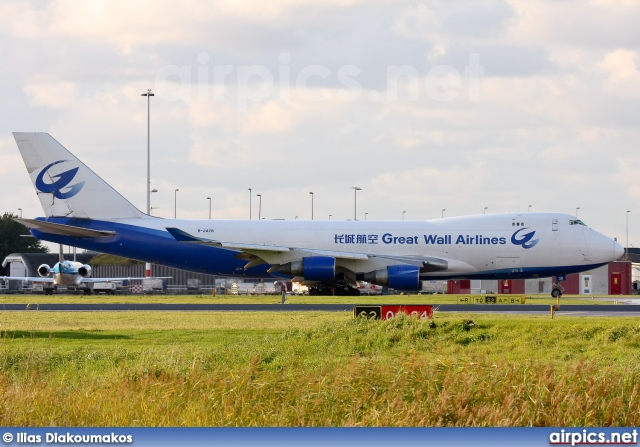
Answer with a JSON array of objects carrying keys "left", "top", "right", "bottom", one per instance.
[{"left": 16, "top": 218, "right": 116, "bottom": 238}]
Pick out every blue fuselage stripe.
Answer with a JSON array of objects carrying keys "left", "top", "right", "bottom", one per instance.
[{"left": 31, "top": 218, "right": 271, "bottom": 277}]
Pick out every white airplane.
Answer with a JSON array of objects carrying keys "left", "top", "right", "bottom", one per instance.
[
  {"left": 12, "top": 132, "right": 624, "bottom": 297},
  {"left": 2, "top": 245, "right": 167, "bottom": 295}
]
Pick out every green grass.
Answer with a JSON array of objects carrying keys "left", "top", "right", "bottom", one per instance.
[
  {"left": 1, "top": 310, "right": 640, "bottom": 426},
  {"left": 0, "top": 293, "right": 635, "bottom": 305}
]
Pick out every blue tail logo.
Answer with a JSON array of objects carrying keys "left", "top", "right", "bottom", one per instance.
[
  {"left": 511, "top": 228, "right": 539, "bottom": 249},
  {"left": 35, "top": 160, "right": 85, "bottom": 199}
]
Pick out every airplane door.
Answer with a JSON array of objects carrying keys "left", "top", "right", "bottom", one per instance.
[{"left": 552, "top": 219, "right": 558, "bottom": 231}]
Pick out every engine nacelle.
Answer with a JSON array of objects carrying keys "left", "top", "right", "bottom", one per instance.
[
  {"left": 37, "top": 264, "right": 52, "bottom": 277},
  {"left": 278, "top": 256, "right": 335, "bottom": 281},
  {"left": 78, "top": 265, "right": 92, "bottom": 278},
  {"left": 363, "top": 265, "right": 420, "bottom": 290}
]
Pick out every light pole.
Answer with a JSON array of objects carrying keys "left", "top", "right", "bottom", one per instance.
[
  {"left": 626, "top": 211, "right": 630, "bottom": 260},
  {"left": 150, "top": 188, "right": 158, "bottom": 207},
  {"left": 329, "top": 214, "right": 332, "bottom": 220},
  {"left": 441, "top": 209, "right": 445, "bottom": 218},
  {"left": 149, "top": 189, "right": 158, "bottom": 215},
  {"left": 141, "top": 89, "right": 154, "bottom": 279},
  {"left": 483, "top": 207, "right": 488, "bottom": 214},
  {"left": 207, "top": 197, "right": 211, "bottom": 219},
  {"left": 295, "top": 216, "right": 298, "bottom": 220},
  {"left": 365, "top": 212, "right": 368, "bottom": 221},
  {"left": 309, "top": 192, "right": 314, "bottom": 220},
  {"left": 402, "top": 211, "right": 406, "bottom": 221},
  {"left": 248, "top": 188, "right": 252, "bottom": 219},
  {"left": 575, "top": 207, "right": 580, "bottom": 217},
  {"left": 257, "top": 194, "right": 262, "bottom": 220},
  {"left": 141, "top": 89, "right": 154, "bottom": 215},
  {"left": 352, "top": 187, "right": 361, "bottom": 221},
  {"left": 17, "top": 208, "right": 22, "bottom": 218},
  {"left": 528, "top": 205, "right": 532, "bottom": 213},
  {"left": 174, "top": 189, "right": 179, "bottom": 218}
]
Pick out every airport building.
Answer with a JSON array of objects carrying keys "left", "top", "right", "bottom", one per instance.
[
  {"left": 447, "top": 247, "right": 640, "bottom": 295},
  {"left": 447, "top": 261, "right": 634, "bottom": 295}
]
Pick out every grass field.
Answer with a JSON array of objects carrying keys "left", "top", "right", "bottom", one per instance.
[
  {"left": 0, "top": 292, "right": 635, "bottom": 305},
  {"left": 0, "top": 300, "right": 639, "bottom": 426}
]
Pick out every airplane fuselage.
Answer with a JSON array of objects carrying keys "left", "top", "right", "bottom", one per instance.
[
  {"left": 30, "top": 212, "right": 622, "bottom": 281},
  {"left": 49, "top": 259, "right": 94, "bottom": 286}
]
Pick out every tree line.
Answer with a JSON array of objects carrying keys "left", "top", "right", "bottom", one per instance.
[{"left": 0, "top": 212, "right": 49, "bottom": 265}]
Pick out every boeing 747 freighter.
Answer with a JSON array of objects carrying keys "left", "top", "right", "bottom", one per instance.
[{"left": 12, "top": 133, "right": 623, "bottom": 297}]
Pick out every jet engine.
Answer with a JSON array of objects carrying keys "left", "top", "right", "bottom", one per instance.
[
  {"left": 78, "top": 265, "right": 92, "bottom": 278},
  {"left": 277, "top": 256, "right": 335, "bottom": 281},
  {"left": 363, "top": 265, "right": 420, "bottom": 290},
  {"left": 37, "top": 264, "right": 52, "bottom": 277}
]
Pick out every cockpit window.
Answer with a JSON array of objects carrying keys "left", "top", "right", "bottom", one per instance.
[{"left": 569, "top": 219, "right": 586, "bottom": 226}]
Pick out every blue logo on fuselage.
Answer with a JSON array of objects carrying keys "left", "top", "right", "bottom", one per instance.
[
  {"left": 511, "top": 228, "right": 539, "bottom": 249},
  {"left": 35, "top": 160, "right": 85, "bottom": 199}
]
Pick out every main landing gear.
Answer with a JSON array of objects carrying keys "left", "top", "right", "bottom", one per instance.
[{"left": 551, "top": 276, "right": 565, "bottom": 299}]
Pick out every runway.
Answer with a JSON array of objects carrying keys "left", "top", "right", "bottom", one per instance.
[{"left": 2, "top": 302, "right": 640, "bottom": 316}]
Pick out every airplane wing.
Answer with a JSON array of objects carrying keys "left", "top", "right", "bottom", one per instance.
[
  {"left": 165, "top": 227, "right": 451, "bottom": 279},
  {"left": 165, "top": 227, "right": 369, "bottom": 261},
  {"left": 1, "top": 276, "right": 55, "bottom": 283},
  {"left": 1, "top": 276, "right": 169, "bottom": 284},
  {"left": 78, "top": 276, "right": 171, "bottom": 283},
  {"left": 15, "top": 218, "right": 116, "bottom": 238}
]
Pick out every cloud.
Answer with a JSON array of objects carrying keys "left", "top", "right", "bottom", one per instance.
[
  {"left": 0, "top": 0, "right": 638, "bottom": 243},
  {"left": 506, "top": 0, "right": 640, "bottom": 49},
  {"left": 23, "top": 81, "right": 77, "bottom": 108},
  {"left": 600, "top": 49, "right": 640, "bottom": 98}
]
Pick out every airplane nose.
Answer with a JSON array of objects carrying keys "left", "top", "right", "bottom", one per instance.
[{"left": 614, "top": 240, "right": 624, "bottom": 260}]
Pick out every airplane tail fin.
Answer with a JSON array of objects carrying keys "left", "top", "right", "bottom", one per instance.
[{"left": 13, "top": 132, "right": 146, "bottom": 219}]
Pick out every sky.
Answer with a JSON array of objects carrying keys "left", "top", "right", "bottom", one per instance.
[{"left": 0, "top": 0, "right": 638, "bottom": 248}]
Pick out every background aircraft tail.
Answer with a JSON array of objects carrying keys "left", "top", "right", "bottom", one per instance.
[{"left": 13, "top": 132, "right": 145, "bottom": 219}]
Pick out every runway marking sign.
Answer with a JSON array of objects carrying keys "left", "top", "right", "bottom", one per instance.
[
  {"left": 354, "top": 305, "right": 433, "bottom": 320},
  {"left": 457, "top": 295, "right": 525, "bottom": 304}
]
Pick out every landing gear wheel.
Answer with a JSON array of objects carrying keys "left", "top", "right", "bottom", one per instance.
[{"left": 551, "top": 288, "right": 563, "bottom": 299}]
